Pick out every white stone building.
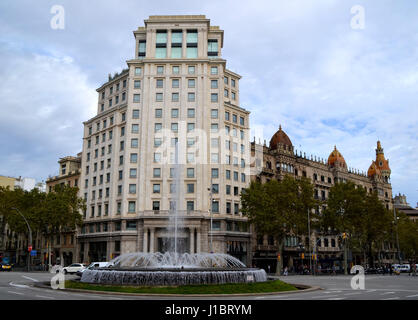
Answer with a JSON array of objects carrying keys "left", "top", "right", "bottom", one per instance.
[{"left": 78, "top": 15, "right": 252, "bottom": 265}]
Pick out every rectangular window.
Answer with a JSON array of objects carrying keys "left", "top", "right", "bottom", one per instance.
[
  {"left": 133, "top": 109, "right": 140, "bottom": 119},
  {"left": 172, "top": 79, "right": 179, "bottom": 88},
  {"left": 172, "top": 93, "right": 179, "bottom": 102},
  {"left": 187, "top": 168, "right": 194, "bottom": 178},
  {"left": 133, "top": 94, "right": 140, "bottom": 102},
  {"left": 154, "top": 123, "right": 162, "bottom": 132},
  {"left": 130, "top": 153, "right": 138, "bottom": 163},
  {"left": 138, "top": 41, "right": 146, "bottom": 58},
  {"left": 129, "top": 168, "right": 137, "bottom": 178},
  {"left": 153, "top": 168, "right": 161, "bottom": 178},
  {"left": 156, "top": 93, "right": 163, "bottom": 102},
  {"left": 154, "top": 138, "right": 162, "bottom": 147},
  {"left": 188, "top": 79, "right": 195, "bottom": 88},
  {"left": 172, "top": 66, "right": 180, "bottom": 74},
  {"left": 212, "top": 201, "right": 219, "bottom": 213},
  {"left": 211, "top": 168, "right": 219, "bottom": 178},
  {"left": 187, "top": 108, "right": 195, "bottom": 118},
  {"left": 171, "top": 123, "right": 178, "bottom": 132},
  {"left": 157, "top": 66, "right": 164, "bottom": 74},
  {"left": 232, "top": 92, "right": 236, "bottom": 100},
  {"left": 240, "top": 117, "right": 245, "bottom": 126},
  {"left": 211, "top": 80, "right": 218, "bottom": 89},
  {"left": 135, "top": 67, "right": 142, "bottom": 76},
  {"left": 171, "top": 108, "right": 179, "bottom": 118},
  {"left": 156, "top": 79, "right": 163, "bottom": 88},
  {"left": 153, "top": 184, "right": 161, "bottom": 193},
  {"left": 187, "top": 184, "right": 194, "bottom": 193},
  {"left": 211, "top": 109, "right": 218, "bottom": 119},
  {"left": 129, "top": 184, "right": 136, "bottom": 194},
  {"left": 211, "top": 66, "right": 218, "bottom": 75},
  {"left": 226, "top": 170, "right": 231, "bottom": 179},
  {"left": 155, "top": 109, "right": 162, "bottom": 118},
  {"left": 187, "top": 201, "right": 194, "bottom": 212},
  {"left": 154, "top": 153, "right": 161, "bottom": 163},
  {"left": 208, "top": 39, "right": 218, "bottom": 57},
  {"left": 188, "top": 92, "right": 195, "bottom": 102},
  {"left": 128, "top": 201, "right": 136, "bottom": 213},
  {"left": 231, "top": 79, "right": 236, "bottom": 87},
  {"left": 211, "top": 93, "right": 218, "bottom": 102},
  {"left": 188, "top": 66, "right": 195, "bottom": 74},
  {"left": 131, "top": 138, "right": 138, "bottom": 148},
  {"left": 153, "top": 201, "right": 160, "bottom": 211}
]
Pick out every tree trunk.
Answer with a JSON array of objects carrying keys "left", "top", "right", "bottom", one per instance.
[{"left": 275, "top": 238, "right": 284, "bottom": 276}]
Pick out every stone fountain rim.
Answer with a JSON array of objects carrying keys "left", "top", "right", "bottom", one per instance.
[{"left": 94, "top": 267, "right": 262, "bottom": 272}]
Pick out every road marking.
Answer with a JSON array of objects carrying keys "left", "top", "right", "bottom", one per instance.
[
  {"left": 380, "top": 292, "right": 395, "bottom": 295},
  {"left": 382, "top": 297, "right": 400, "bottom": 300},
  {"left": 327, "top": 297, "right": 346, "bottom": 300},
  {"left": 311, "top": 295, "right": 340, "bottom": 299},
  {"left": 22, "top": 275, "right": 39, "bottom": 282},
  {"left": 324, "top": 291, "right": 342, "bottom": 294},
  {"left": 366, "top": 289, "right": 376, "bottom": 292},
  {"left": 344, "top": 292, "right": 363, "bottom": 296},
  {"left": 7, "top": 291, "right": 24, "bottom": 295},
  {"left": 9, "top": 282, "right": 29, "bottom": 288},
  {"left": 35, "top": 295, "right": 55, "bottom": 300},
  {"left": 406, "top": 294, "right": 418, "bottom": 298}
]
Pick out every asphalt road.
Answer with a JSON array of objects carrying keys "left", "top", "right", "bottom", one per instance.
[{"left": 0, "top": 271, "right": 417, "bottom": 300}]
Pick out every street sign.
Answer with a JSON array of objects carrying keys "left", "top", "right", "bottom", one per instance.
[
  {"left": 28, "top": 245, "right": 32, "bottom": 252},
  {"left": 30, "top": 250, "right": 37, "bottom": 256}
]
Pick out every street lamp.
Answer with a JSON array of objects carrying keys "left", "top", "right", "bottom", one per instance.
[
  {"left": 11, "top": 207, "right": 32, "bottom": 272},
  {"left": 393, "top": 207, "right": 401, "bottom": 264},
  {"left": 208, "top": 176, "right": 213, "bottom": 253}
]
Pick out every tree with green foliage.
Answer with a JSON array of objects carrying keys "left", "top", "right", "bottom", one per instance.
[
  {"left": 241, "top": 175, "right": 316, "bottom": 275},
  {"left": 0, "top": 185, "right": 85, "bottom": 264},
  {"left": 397, "top": 212, "right": 418, "bottom": 261}
]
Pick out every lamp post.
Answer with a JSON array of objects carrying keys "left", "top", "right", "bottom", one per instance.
[
  {"left": 11, "top": 207, "right": 32, "bottom": 272},
  {"left": 208, "top": 176, "right": 213, "bottom": 253},
  {"left": 307, "top": 208, "right": 312, "bottom": 275},
  {"left": 393, "top": 207, "right": 401, "bottom": 264}
]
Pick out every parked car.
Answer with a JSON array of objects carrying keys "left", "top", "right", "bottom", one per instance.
[
  {"left": 0, "top": 263, "right": 12, "bottom": 272},
  {"left": 61, "top": 263, "right": 86, "bottom": 274},
  {"left": 399, "top": 264, "right": 410, "bottom": 273},
  {"left": 76, "top": 262, "right": 111, "bottom": 277}
]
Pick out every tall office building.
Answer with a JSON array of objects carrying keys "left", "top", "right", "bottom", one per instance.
[{"left": 78, "top": 16, "right": 251, "bottom": 264}]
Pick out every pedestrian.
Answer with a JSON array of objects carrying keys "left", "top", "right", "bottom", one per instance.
[
  {"left": 390, "top": 265, "right": 393, "bottom": 276},
  {"left": 267, "top": 265, "right": 270, "bottom": 274},
  {"left": 284, "top": 267, "right": 288, "bottom": 276},
  {"left": 332, "top": 264, "right": 336, "bottom": 275}
]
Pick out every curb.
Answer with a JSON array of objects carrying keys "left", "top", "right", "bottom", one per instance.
[{"left": 35, "top": 281, "right": 321, "bottom": 297}]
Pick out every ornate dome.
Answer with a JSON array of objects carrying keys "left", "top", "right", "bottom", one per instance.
[
  {"left": 327, "top": 146, "right": 347, "bottom": 169},
  {"left": 269, "top": 125, "right": 293, "bottom": 149}
]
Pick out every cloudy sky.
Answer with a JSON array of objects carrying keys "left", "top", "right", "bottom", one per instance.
[{"left": 0, "top": 0, "right": 417, "bottom": 206}]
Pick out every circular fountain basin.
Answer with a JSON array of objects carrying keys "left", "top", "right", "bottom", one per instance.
[{"left": 80, "top": 252, "right": 267, "bottom": 286}]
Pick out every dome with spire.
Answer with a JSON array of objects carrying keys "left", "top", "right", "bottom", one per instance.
[
  {"left": 368, "top": 141, "right": 391, "bottom": 180},
  {"left": 269, "top": 125, "right": 293, "bottom": 150},
  {"left": 327, "top": 146, "right": 347, "bottom": 169}
]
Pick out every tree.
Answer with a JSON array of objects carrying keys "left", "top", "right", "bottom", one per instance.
[
  {"left": 0, "top": 185, "right": 85, "bottom": 265},
  {"left": 397, "top": 212, "right": 418, "bottom": 261},
  {"left": 241, "top": 175, "right": 316, "bottom": 275}
]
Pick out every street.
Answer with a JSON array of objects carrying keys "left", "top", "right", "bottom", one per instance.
[{"left": 0, "top": 271, "right": 417, "bottom": 300}]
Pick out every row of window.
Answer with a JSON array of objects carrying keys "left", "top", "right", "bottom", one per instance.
[
  {"left": 135, "top": 65, "right": 219, "bottom": 76},
  {"left": 100, "top": 79, "right": 127, "bottom": 100}
]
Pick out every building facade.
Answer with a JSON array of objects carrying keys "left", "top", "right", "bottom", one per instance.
[
  {"left": 394, "top": 194, "right": 418, "bottom": 223},
  {"left": 44, "top": 154, "right": 81, "bottom": 266},
  {"left": 250, "top": 126, "right": 394, "bottom": 271},
  {"left": 78, "top": 15, "right": 251, "bottom": 265}
]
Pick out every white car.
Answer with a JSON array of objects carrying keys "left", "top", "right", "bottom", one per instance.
[
  {"left": 399, "top": 264, "right": 410, "bottom": 273},
  {"left": 61, "top": 263, "right": 86, "bottom": 274},
  {"left": 76, "top": 262, "right": 111, "bottom": 277}
]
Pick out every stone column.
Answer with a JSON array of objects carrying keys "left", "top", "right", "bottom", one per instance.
[
  {"left": 189, "top": 228, "right": 195, "bottom": 254},
  {"left": 196, "top": 228, "right": 201, "bottom": 253},
  {"left": 143, "top": 228, "right": 148, "bottom": 253},
  {"left": 150, "top": 228, "right": 155, "bottom": 253}
]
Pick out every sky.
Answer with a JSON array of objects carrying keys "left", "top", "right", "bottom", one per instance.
[{"left": 0, "top": 0, "right": 417, "bottom": 206}]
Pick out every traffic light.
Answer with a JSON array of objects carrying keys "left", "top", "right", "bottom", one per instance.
[
  {"left": 301, "top": 253, "right": 305, "bottom": 259},
  {"left": 342, "top": 232, "right": 347, "bottom": 239},
  {"left": 277, "top": 254, "right": 281, "bottom": 261}
]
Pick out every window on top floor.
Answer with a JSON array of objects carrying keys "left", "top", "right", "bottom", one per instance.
[
  {"left": 186, "top": 30, "right": 198, "bottom": 58},
  {"left": 171, "top": 30, "right": 182, "bottom": 58},
  {"left": 208, "top": 39, "right": 218, "bottom": 58},
  {"left": 155, "top": 30, "right": 167, "bottom": 58},
  {"left": 231, "top": 79, "right": 236, "bottom": 87},
  {"left": 138, "top": 41, "right": 146, "bottom": 58}
]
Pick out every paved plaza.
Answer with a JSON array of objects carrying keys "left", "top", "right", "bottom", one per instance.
[{"left": 0, "top": 271, "right": 416, "bottom": 300}]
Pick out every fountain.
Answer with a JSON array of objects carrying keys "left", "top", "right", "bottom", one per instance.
[{"left": 80, "top": 141, "right": 267, "bottom": 286}]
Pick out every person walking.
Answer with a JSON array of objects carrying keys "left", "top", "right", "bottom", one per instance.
[
  {"left": 283, "top": 266, "right": 288, "bottom": 276},
  {"left": 389, "top": 264, "right": 393, "bottom": 276}
]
